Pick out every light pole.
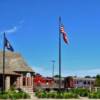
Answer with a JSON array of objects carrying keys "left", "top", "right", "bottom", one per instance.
[{"left": 51, "top": 60, "right": 55, "bottom": 78}]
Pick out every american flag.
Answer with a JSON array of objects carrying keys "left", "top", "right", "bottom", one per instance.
[{"left": 60, "top": 25, "right": 68, "bottom": 44}]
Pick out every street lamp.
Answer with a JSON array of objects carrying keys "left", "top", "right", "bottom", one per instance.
[{"left": 51, "top": 60, "right": 55, "bottom": 78}]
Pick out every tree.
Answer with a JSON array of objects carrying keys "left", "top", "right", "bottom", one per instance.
[
  {"left": 54, "top": 75, "right": 60, "bottom": 78},
  {"left": 95, "top": 74, "right": 100, "bottom": 87},
  {"left": 85, "top": 76, "right": 91, "bottom": 78}
]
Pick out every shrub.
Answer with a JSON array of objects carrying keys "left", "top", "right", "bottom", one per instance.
[
  {"left": 89, "top": 92, "right": 100, "bottom": 99},
  {"left": 0, "top": 93, "right": 9, "bottom": 99},
  {"left": 0, "top": 90, "right": 30, "bottom": 99},
  {"left": 24, "top": 92, "right": 30, "bottom": 99},
  {"left": 40, "top": 91, "right": 47, "bottom": 98},
  {"left": 63, "top": 92, "right": 78, "bottom": 99},
  {"left": 71, "top": 88, "right": 89, "bottom": 97},
  {"left": 47, "top": 92, "right": 56, "bottom": 98},
  {"left": 35, "top": 90, "right": 78, "bottom": 99}
]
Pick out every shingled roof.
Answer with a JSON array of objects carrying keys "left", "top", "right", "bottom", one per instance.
[
  {"left": 0, "top": 51, "right": 34, "bottom": 74},
  {"left": 0, "top": 69, "right": 20, "bottom": 76}
]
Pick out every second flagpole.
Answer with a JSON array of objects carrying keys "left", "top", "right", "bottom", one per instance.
[{"left": 59, "top": 16, "right": 61, "bottom": 92}]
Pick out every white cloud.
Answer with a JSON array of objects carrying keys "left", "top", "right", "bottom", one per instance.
[
  {"left": 5, "top": 26, "right": 17, "bottom": 33},
  {"left": 0, "top": 26, "right": 18, "bottom": 35},
  {"left": 0, "top": 20, "right": 24, "bottom": 34}
]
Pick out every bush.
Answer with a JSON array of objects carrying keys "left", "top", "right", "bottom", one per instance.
[
  {"left": 47, "top": 92, "right": 56, "bottom": 98},
  {"left": 39, "top": 91, "right": 47, "bottom": 98},
  {"left": 35, "top": 90, "right": 78, "bottom": 99},
  {"left": 23, "top": 92, "right": 30, "bottom": 99},
  {"left": 89, "top": 92, "right": 100, "bottom": 99},
  {"left": 70, "top": 88, "right": 89, "bottom": 97},
  {"left": 63, "top": 92, "right": 78, "bottom": 99},
  {"left": 0, "top": 93, "right": 9, "bottom": 99},
  {"left": 0, "top": 90, "right": 30, "bottom": 99}
]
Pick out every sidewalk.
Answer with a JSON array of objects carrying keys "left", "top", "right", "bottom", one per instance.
[{"left": 30, "top": 94, "right": 100, "bottom": 100}]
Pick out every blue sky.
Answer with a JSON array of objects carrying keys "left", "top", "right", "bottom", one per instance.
[{"left": 0, "top": 0, "right": 100, "bottom": 77}]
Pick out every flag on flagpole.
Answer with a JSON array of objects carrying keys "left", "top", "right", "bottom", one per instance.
[
  {"left": 60, "top": 24, "right": 68, "bottom": 44},
  {"left": 5, "top": 37, "right": 14, "bottom": 52}
]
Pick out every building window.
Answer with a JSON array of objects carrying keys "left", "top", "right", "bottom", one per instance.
[
  {"left": 84, "top": 81, "right": 86, "bottom": 84},
  {"left": 91, "top": 81, "right": 94, "bottom": 85},
  {"left": 88, "top": 81, "right": 90, "bottom": 85}
]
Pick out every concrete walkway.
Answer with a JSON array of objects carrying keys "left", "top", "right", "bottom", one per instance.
[
  {"left": 0, "top": 93, "right": 100, "bottom": 100},
  {"left": 30, "top": 94, "right": 100, "bottom": 100},
  {"left": 4, "top": 96, "right": 100, "bottom": 100}
]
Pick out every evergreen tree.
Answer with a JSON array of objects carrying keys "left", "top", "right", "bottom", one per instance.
[{"left": 95, "top": 74, "right": 100, "bottom": 87}]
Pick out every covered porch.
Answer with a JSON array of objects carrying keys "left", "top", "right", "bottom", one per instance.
[
  {"left": 16, "top": 71, "right": 34, "bottom": 87},
  {"left": 0, "top": 71, "right": 20, "bottom": 91}
]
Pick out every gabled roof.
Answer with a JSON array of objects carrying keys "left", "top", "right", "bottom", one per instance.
[{"left": 0, "top": 51, "right": 34, "bottom": 73}]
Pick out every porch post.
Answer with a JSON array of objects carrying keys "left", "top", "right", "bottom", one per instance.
[
  {"left": 29, "top": 77, "right": 31, "bottom": 86},
  {"left": 27, "top": 77, "right": 29, "bottom": 86},
  {"left": 16, "top": 77, "right": 20, "bottom": 88},
  {"left": 31, "top": 76, "right": 33, "bottom": 86},
  {"left": 5, "top": 76, "right": 10, "bottom": 91},
  {"left": 25, "top": 77, "right": 27, "bottom": 86},
  {"left": 19, "top": 75, "right": 23, "bottom": 88}
]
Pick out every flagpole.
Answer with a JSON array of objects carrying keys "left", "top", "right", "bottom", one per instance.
[
  {"left": 59, "top": 16, "right": 61, "bottom": 92},
  {"left": 2, "top": 32, "right": 5, "bottom": 92}
]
